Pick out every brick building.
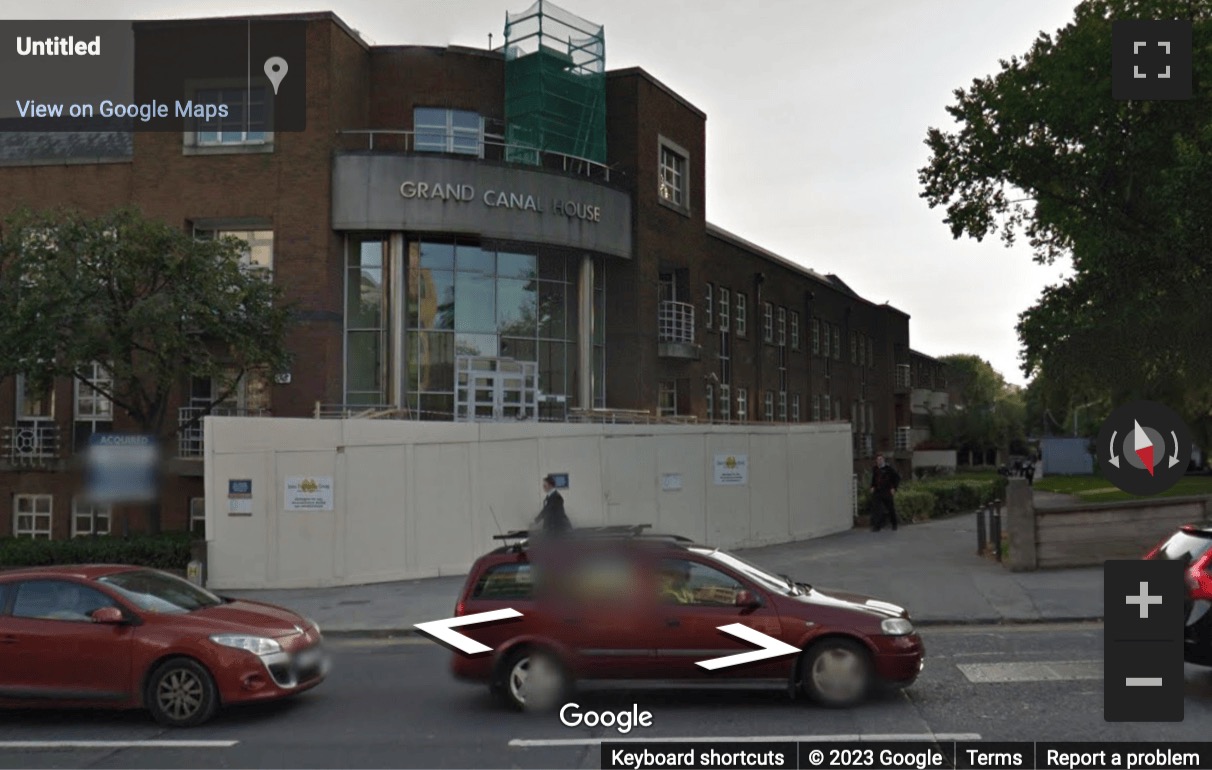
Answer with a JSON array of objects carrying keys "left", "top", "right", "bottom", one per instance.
[{"left": 0, "top": 5, "right": 925, "bottom": 538}]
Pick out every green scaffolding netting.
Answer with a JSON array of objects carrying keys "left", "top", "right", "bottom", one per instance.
[{"left": 504, "top": 0, "right": 606, "bottom": 166}]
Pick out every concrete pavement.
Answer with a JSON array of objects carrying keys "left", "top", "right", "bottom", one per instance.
[{"left": 225, "top": 492, "right": 1103, "bottom": 635}]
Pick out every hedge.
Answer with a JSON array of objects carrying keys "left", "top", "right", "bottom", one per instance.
[
  {"left": 0, "top": 532, "right": 194, "bottom": 570},
  {"left": 857, "top": 475, "right": 1008, "bottom": 523}
]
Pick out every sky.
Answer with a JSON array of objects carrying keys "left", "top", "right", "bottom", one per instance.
[{"left": 24, "top": 0, "right": 1083, "bottom": 385}]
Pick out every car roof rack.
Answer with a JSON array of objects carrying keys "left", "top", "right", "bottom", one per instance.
[{"left": 491, "top": 524, "right": 694, "bottom": 545}]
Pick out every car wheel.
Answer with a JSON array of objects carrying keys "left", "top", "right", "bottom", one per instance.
[
  {"left": 146, "top": 658, "right": 219, "bottom": 728},
  {"left": 800, "top": 638, "right": 872, "bottom": 708},
  {"left": 498, "top": 648, "right": 568, "bottom": 712}
]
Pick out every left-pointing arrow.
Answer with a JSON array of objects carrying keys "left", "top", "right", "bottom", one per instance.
[
  {"left": 696, "top": 623, "right": 800, "bottom": 671},
  {"left": 414, "top": 608, "right": 523, "bottom": 655}
]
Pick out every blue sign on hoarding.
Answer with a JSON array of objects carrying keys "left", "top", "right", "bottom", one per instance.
[{"left": 85, "top": 433, "right": 159, "bottom": 503}]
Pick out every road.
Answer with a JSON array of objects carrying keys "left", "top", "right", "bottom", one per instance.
[{"left": 2, "top": 623, "right": 1211, "bottom": 769}]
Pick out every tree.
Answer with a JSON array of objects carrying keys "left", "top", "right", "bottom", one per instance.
[
  {"left": 0, "top": 207, "right": 294, "bottom": 529},
  {"left": 932, "top": 355, "right": 1027, "bottom": 464},
  {"left": 918, "top": 0, "right": 1212, "bottom": 440}
]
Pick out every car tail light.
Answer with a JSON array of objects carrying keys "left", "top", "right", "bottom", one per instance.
[
  {"left": 455, "top": 599, "right": 466, "bottom": 617},
  {"left": 1187, "top": 551, "right": 1212, "bottom": 601}
]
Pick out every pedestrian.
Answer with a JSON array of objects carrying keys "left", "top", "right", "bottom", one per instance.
[
  {"left": 1025, "top": 461, "right": 1035, "bottom": 487},
  {"left": 869, "top": 453, "right": 901, "bottom": 531},
  {"left": 533, "top": 474, "right": 571, "bottom": 535}
]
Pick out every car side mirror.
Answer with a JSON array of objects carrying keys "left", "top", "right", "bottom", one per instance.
[
  {"left": 91, "top": 607, "right": 125, "bottom": 624},
  {"left": 734, "top": 590, "right": 762, "bottom": 608}
]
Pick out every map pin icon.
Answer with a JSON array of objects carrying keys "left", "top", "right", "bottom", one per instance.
[{"left": 264, "top": 57, "right": 288, "bottom": 95}]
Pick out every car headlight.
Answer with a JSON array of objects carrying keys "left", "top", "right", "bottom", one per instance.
[
  {"left": 306, "top": 617, "right": 321, "bottom": 635},
  {"left": 209, "top": 634, "right": 282, "bottom": 655},
  {"left": 881, "top": 617, "right": 914, "bottom": 636}
]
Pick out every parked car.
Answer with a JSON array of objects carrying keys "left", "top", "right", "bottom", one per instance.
[
  {"left": 0, "top": 565, "right": 327, "bottom": 727},
  {"left": 1145, "top": 524, "right": 1212, "bottom": 664},
  {"left": 450, "top": 527, "right": 924, "bottom": 710}
]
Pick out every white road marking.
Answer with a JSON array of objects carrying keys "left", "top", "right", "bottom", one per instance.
[
  {"left": 509, "top": 733, "right": 981, "bottom": 747},
  {"left": 958, "top": 660, "right": 1102, "bottom": 683},
  {"left": 0, "top": 740, "right": 237, "bottom": 749}
]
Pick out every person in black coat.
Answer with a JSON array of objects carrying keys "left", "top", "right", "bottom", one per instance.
[
  {"left": 534, "top": 474, "right": 571, "bottom": 534},
  {"left": 869, "top": 453, "right": 901, "bottom": 531}
]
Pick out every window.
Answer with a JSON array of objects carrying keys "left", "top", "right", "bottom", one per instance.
[
  {"left": 833, "top": 328, "right": 841, "bottom": 361},
  {"left": 813, "top": 395, "right": 821, "bottom": 421},
  {"left": 705, "top": 283, "right": 714, "bottom": 329},
  {"left": 719, "top": 287, "right": 730, "bottom": 331},
  {"left": 13, "top": 494, "right": 52, "bottom": 539},
  {"left": 194, "top": 86, "right": 270, "bottom": 146},
  {"left": 659, "top": 380, "right": 678, "bottom": 417},
  {"left": 11, "top": 580, "right": 116, "bottom": 622},
  {"left": 859, "top": 400, "right": 867, "bottom": 433},
  {"left": 415, "top": 107, "right": 482, "bottom": 156},
  {"left": 778, "top": 391, "right": 787, "bottom": 421},
  {"left": 812, "top": 318, "right": 820, "bottom": 355},
  {"left": 763, "top": 302, "right": 773, "bottom": 343},
  {"left": 659, "top": 142, "right": 687, "bottom": 207},
  {"left": 718, "top": 333, "right": 731, "bottom": 391},
  {"left": 823, "top": 394, "right": 832, "bottom": 419},
  {"left": 791, "top": 311, "right": 800, "bottom": 350},
  {"left": 73, "top": 362, "right": 113, "bottom": 451},
  {"left": 792, "top": 393, "right": 801, "bottom": 422},
  {"left": 858, "top": 334, "right": 866, "bottom": 367},
  {"left": 656, "top": 559, "right": 744, "bottom": 606},
  {"left": 720, "top": 384, "right": 731, "bottom": 422},
  {"left": 71, "top": 498, "right": 110, "bottom": 537},
  {"left": 834, "top": 399, "right": 842, "bottom": 420},
  {"left": 852, "top": 401, "right": 859, "bottom": 432},
  {"left": 822, "top": 323, "right": 831, "bottom": 358},
  {"left": 867, "top": 403, "right": 875, "bottom": 434},
  {"left": 851, "top": 332, "right": 858, "bottom": 364},
  {"left": 868, "top": 338, "right": 875, "bottom": 369},
  {"left": 735, "top": 293, "right": 747, "bottom": 336},
  {"left": 472, "top": 563, "right": 534, "bottom": 600},
  {"left": 764, "top": 391, "right": 774, "bottom": 421},
  {"left": 15, "top": 374, "right": 53, "bottom": 420},
  {"left": 196, "top": 228, "right": 274, "bottom": 273},
  {"left": 706, "top": 384, "right": 714, "bottom": 422},
  {"left": 190, "top": 497, "right": 206, "bottom": 537},
  {"left": 777, "top": 307, "right": 786, "bottom": 347},
  {"left": 736, "top": 388, "right": 748, "bottom": 422}
]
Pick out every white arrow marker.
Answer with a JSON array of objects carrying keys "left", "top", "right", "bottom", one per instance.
[
  {"left": 696, "top": 623, "right": 800, "bottom": 671},
  {"left": 1109, "top": 430, "right": 1120, "bottom": 468},
  {"left": 414, "top": 608, "right": 522, "bottom": 655},
  {"left": 1170, "top": 431, "right": 1181, "bottom": 468}
]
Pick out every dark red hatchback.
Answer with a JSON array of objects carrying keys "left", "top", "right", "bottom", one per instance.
[
  {"left": 0, "top": 565, "right": 328, "bottom": 727},
  {"left": 450, "top": 529, "right": 924, "bottom": 710}
]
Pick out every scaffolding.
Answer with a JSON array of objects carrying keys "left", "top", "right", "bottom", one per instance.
[{"left": 504, "top": 0, "right": 606, "bottom": 167}]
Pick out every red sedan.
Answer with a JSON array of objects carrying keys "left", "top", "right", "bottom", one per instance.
[{"left": 0, "top": 565, "right": 327, "bottom": 727}]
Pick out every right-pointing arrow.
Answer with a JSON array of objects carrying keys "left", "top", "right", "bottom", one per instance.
[
  {"left": 414, "top": 608, "right": 522, "bottom": 655},
  {"left": 696, "top": 623, "right": 800, "bottom": 670}
]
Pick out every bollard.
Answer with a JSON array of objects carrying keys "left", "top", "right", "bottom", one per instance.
[
  {"left": 976, "top": 504, "right": 988, "bottom": 555},
  {"left": 991, "top": 500, "right": 1003, "bottom": 562}
]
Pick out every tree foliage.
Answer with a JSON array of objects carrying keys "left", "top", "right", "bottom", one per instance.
[
  {"left": 0, "top": 207, "right": 294, "bottom": 438},
  {"left": 919, "top": 0, "right": 1212, "bottom": 433},
  {"left": 932, "top": 355, "right": 1026, "bottom": 455}
]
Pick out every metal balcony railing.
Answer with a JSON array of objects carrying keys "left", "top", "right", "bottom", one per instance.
[
  {"left": 658, "top": 300, "right": 695, "bottom": 345},
  {"left": 894, "top": 364, "right": 912, "bottom": 392},
  {"left": 336, "top": 130, "right": 616, "bottom": 183},
  {"left": 895, "top": 426, "right": 913, "bottom": 452},
  {"left": 853, "top": 432, "right": 875, "bottom": 459},
  {"left": 178, "top": 407, "right": 266, "bottom": 458},
  {"left": 3, "top": 422, "right": 60, "bottom": 464}
]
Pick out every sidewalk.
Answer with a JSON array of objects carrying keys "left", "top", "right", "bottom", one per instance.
[{"left": 225, "top": 491, "right": 1102, "bottom": 635}]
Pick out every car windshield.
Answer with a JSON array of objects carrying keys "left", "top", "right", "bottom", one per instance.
[
  {"left": 98, "top": 570, "right": 225, "bottom": 614},
  {"left": 695, "top": 548, "right": 800, "bottom": 595}
]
